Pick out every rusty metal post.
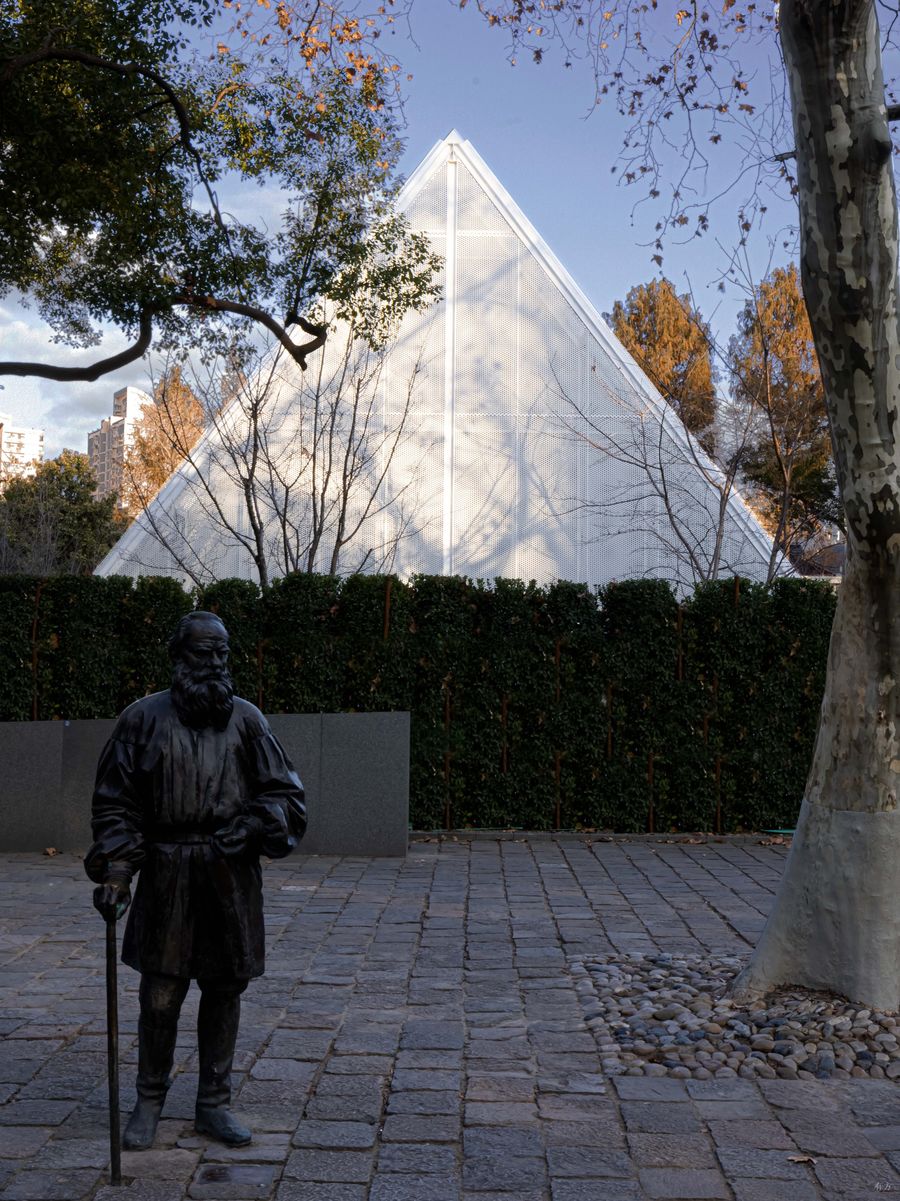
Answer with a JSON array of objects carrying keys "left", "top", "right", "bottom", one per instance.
[
  {"left": 443, "top": 682, "right": 452, "bottom": 830},
  {"left": 383, "top": 578, "right": 393, "bottom": 641},
  {"left": 500, "top": 695, "right": 508, "bottom": 775},
  {"left": 554, "top": 751, "right": 562, "bottom": 830},
  {"left": 256, "top": 639, "right": 265, "bottom": 711},
  {"left": 676, "top": 605, "right": 684, "bottom": 681},
  {"left": 647, "top": 752, "right": 655, "bottom": 834}
]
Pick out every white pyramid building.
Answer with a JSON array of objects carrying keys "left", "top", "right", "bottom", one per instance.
[{"left": 96, "top": 131, "right": 776, "bottom": 591}]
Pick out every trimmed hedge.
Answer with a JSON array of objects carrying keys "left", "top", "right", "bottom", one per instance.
[{"left": 0, "top": 573, "right": 837, "bottom": 832}]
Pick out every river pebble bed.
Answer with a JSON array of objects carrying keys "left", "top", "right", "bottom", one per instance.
[{"left": 572, "top": 952, "right": 900, "bottom": 1081}]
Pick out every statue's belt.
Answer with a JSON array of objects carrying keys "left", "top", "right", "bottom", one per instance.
[{"left": 148, "top": 831, "right": 215, "bottom": 845}]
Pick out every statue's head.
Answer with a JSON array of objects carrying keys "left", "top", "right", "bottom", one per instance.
[
  {"left": 169, "top": 611, "right": 233, "bottom": 729},
  {"left": 169, "top": 611, "right": 229, "bottom": 666}
]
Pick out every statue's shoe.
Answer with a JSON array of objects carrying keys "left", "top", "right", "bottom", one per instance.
[
  {"left": 195, "top": 1105, "right": 252, "bottom": 1146},
  {"left": 123, "top": 1098, "right": 164, "bottom": 1151}
]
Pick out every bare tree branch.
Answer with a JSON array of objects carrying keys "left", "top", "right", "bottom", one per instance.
[
  {"left": 0, "top": 293, "right": 329, "bottom": 383},
  {"left": 0, "top": 308, "right": 155, "bottom": 381},
  {"left": 180, "top": 295, "right": 328, "bottom": 371},
  {"left": 119, "top": 321, "right": 432, "bottom": 584}
]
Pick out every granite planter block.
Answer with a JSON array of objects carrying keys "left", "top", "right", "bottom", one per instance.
[
  {"left": 312, "top": 712, "right": 410, "bottom": 858},
  {"left": 266, "top": 715, "right": 322, "bottom": 807},
  {"left": 268, "top": 712, "right": 409, "bottom": 858},
  {"left": 60, "top": 719, "right": 116, "bottom": 852},
  {"left": 266, "top": 713, "right": 323, "bottom": 853},
  {"left": 0, "top": 720, "right": 64, "bottom": 850},
  {"left": 0, "top": 712, "right": 409, "bottom": 857}
]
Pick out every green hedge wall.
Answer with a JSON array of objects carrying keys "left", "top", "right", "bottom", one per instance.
[{"left": 0, "top": 573, "right": 837, "bottom": 832}]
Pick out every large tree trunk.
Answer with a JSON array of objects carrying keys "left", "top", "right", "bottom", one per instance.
[{"left": 733, "top": 0, "right": 900, "bottom": 1008}]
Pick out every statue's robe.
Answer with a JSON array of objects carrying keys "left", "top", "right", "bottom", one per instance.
[{"left": 85, "top": 691, "right": 306, "bottom": 979}]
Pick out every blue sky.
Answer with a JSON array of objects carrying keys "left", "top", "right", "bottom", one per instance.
[{"left": 1, "top": 1, "right": 796, "bottom": 457}]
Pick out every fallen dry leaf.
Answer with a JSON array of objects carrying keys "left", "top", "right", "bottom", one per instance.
[
  {"left": 787, "top": 1154, "right": 817, "bottom": 1164},
  {"left": 43, "top": 847, "right": 59, "bottom": 857}
]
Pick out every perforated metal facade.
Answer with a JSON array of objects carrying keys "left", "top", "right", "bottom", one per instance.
[{"left": 96, "top": 132, "right": 775, "bottom": 591}]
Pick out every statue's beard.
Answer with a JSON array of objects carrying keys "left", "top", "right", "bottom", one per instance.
[{"left": 171, "top": 661, "right": 235, "bottom": 730}]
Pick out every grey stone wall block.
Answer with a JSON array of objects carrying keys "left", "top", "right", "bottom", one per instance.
[
  {"left": 61, "top": 720, "right": 116, "bottom": 853},
  {"left": 312, "top": 712, "right": 410, "bottom": 858},
  {"left": 0, "top": 713, "right": 409, "bottom": 858},
  {"left": 266, "top": 714, "right": 322, "bottom": 854},
  {"left": 0, "top": 721, "right": 64, "bottom": 851}
]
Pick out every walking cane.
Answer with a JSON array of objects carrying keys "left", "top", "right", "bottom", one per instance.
[{"left": 105, "top": 914, "right": 122, "bottom": 1186}]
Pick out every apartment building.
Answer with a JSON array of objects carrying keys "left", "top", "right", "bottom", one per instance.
[
  {"left": 87, "top": 386, "right": 150, "bottom": 503},
  {"left": 0, "top": 415, "right": 45, "bottom": 487}
]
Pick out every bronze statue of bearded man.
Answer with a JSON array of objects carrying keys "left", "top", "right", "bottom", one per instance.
[{"left": 86, "top": 611, "right": 306, "bottom": 1150}]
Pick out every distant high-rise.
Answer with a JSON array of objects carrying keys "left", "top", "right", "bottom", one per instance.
[
  {"left": 0, "top": 415, "right": 44, "bottom": 487},
  {"left": 87, "top": 386, "right": 150, "bottom": 503}
]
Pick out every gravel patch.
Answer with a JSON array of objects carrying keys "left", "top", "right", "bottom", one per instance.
[{"left": 571, "top": 953, "right": 900, "bottom": 1082}]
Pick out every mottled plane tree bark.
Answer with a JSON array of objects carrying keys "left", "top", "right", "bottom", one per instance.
[{"left": 731, "top": 0, "right": 900, "bottom": 1007}]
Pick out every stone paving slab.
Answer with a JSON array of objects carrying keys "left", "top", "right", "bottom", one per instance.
[{"left": 2, "top": 837, "right": 900, "bottom": 1199}]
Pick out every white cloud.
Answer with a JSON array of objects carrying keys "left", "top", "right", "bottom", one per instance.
[{"left": 0, "top": 300, "right": 150, "bottom": 457}]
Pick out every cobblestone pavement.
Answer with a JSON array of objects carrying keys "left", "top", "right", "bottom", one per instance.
[{"left": 2, "top": 835, "right": 900, "bottom": 1201}]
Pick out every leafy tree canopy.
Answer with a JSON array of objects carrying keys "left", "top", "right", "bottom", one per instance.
[
  {"left": 121, "top": 366, "right": 206, "bottom": 519},
  {"left": 0, "top": 0, "right": 437, "bottom": 381},
  {"left": 729, "top": 263, "right": 841, "bottom": 554},
  {"left": 0, "top": 450, "right": 122, "bottom": 574},
  {"left": 609, "top": 278, "right": 717, "bottom": 439}
]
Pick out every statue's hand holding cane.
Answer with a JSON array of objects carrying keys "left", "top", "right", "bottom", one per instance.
[{"left": 93, "top": 875, "right": 132, "bottom": 922}]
